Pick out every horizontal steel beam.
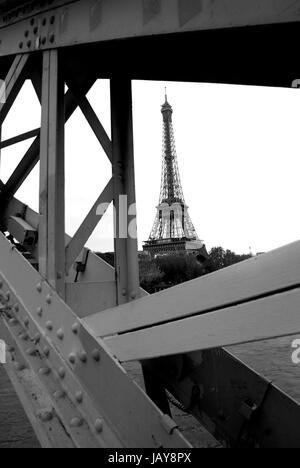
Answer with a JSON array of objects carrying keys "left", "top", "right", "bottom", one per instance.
[
  {"left": 0, "top": 0, "right": 300, "bottom": 56},
  {"left": 0, "top": 3, "right": 299, "bottom": 87},
  {"left": 104, "top": 287, "right": 300, "bottom": 361},
  {"left": 84, "top": 241, "right": 300, "bottom": 337}
]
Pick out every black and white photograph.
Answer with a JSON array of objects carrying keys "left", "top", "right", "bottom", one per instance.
[{"left": 0, "top": 0, "right": 299, "bottom": 454}]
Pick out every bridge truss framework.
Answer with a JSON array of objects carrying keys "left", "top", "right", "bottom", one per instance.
[{"left": 0, "top": 0, "right": 299, "bottom": 448}]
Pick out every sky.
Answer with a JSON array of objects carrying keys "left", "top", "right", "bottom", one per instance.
[{"left": 1, "top": 79, "right": 300, "bottom": 255}]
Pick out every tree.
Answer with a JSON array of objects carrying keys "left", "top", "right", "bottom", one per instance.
[
  {"left": 139, "top": 258, "right": 165, "bottom": 293},
  {"left": 205, "top": 247, "right": 252, "bottom": 273},
  {"left": 156, "top": 254, "right": 204, "bottom": 286}
]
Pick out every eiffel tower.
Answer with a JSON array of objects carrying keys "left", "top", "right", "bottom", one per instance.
[{"left": 143, "top": 92, "right": 208, "bottom": 260}]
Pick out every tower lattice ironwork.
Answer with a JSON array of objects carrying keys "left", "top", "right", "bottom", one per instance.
[{"left": 144, "top": 93, "right": 205, "bottom": 257}]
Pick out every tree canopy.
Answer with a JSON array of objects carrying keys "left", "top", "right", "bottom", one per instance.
[{"left": 96, "top": 247, "right": 252, "bottom": 294}]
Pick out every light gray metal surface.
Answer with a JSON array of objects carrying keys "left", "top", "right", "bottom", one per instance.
[
  {"left": 0, "top": 1, "right": 299, "bottom": 448},
  {"left": 0, "top": 0, "right": 300, "bottom": 56},
  {"left": 0, "top": 232, "right": 191, "bottom": 448}
]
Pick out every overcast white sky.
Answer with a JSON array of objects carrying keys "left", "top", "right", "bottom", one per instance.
[{"left": 1, "top": 79, "right": 300, "bottom": 255}]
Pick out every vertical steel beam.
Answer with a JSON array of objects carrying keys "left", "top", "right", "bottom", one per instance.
[
  {"left": 110, "top": 78, "right": 140, "bottom": 304},
  {"left": 39, "top": 50, "right": 65, "bottom": 298}
]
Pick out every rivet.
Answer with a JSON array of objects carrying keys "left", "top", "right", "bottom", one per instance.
[
  {"left": 39, "top": 367, "right": 51, "bottom": 376},
  {"left": 75, "top": 391, "right": 83, "bottom": 404},
  {"left": 14, "top": 362, "right": 26, "bottom": 371},
  {"left": 20, "top": 333, "right": 29, "bottom": 341},
  {"left": 34, "top": 334, "right": 40, "bottom": 344},
  {"left": 35, "top": 36, "right": 41, "bottom": 49},
  {"left": 71, "top": 323, "right": 79, "bottom": 334},
  {"left": 69, "top": 353, "right": 76, "bottom": 365},
  {"left": 40, "top": 410, "right": 53, "bottom": 422},
  {"left": 36, "top": 283, "right": 42, "bottom": 293},
  {"left": 57, "top": 329, "right": 64, "bottom": 340},
  {"left": 19, "top": 42, "right": 23, "bottom": 49},
  {"left": 78, "top": 351, "right": 87, "bottom": 363},
  {"left": 49, "top": 33, "right": 55, "bottom": 43},
  {"left": 53, "top": 390, "right": 65, "bottom": 400},
  {"left": 37, "top": 306, "right": 43, "bottom": 317},
  {"left": 92, "top": 350, "right": 100, "bottom": 362},
  {"left": 43, "top": 346, "right": 50, "bottom": 357},
  {"left": 70, "top": 417, "right": 83, "bottom": 428},
  {"left": 46, "top": 294, "right": 52, "bottom": 305},
  {"left": 46, "top": 321, "right": 53, "bottom": 331},
  {"left": 130, "top": 292, "right": 136, "bottom": 300},
  {"left": 58, "top": 367, "right": 65, "bottom": 379},
  {"left": 95, "top": 419, "right": 103, "bottom": 433},
  {"left": 27, "top": 40, "right": 32, "bottom": 48},
  {"left": 122, "top": 289, "right": 127, "bottom": 296}
]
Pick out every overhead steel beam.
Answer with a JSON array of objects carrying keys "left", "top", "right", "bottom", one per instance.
[
  {"left": 0, "top": 0, "right": 300, "bottom": 56},
  {"left": 0, "top": 2, "right": 299, "bottom": 88}
]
